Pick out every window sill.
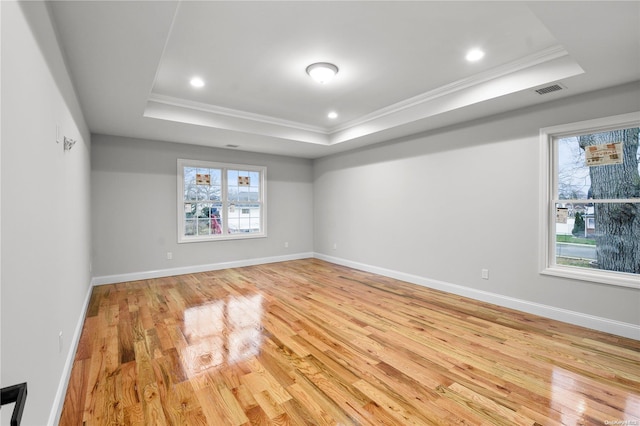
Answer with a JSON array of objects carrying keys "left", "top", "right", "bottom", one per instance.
[
  {"left": 178, "top": 233, "right": 267, "bottom": 244},
  {"left": 541, "top": 265, "right": 640, "bottom": 289}
]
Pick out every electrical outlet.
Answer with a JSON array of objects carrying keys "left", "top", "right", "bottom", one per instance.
[
  {"left": 167, "top": 252, "right": 173, "bottom": 260},
  {"left": 481, "top": 269, "right": 489, "bottom": 280},
  {"left": 284, "top": 242, "right": 289, "bottom": 248},
  {"left": 333, "top": 243, "right": 338, "bottom": 250}
]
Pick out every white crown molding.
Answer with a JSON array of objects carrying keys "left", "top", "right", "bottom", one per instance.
[
  {"left": 144, "top": 45, "right": 581, "bottom": 148},
  {"left": 328, "top": 45, "right": 570, "bottom": 134},
  {"left": 327, "top": 47, "right": 583, "bottom": 146},
  {"left": 147, "top": 93, "right": 329, "bottom": 135}
]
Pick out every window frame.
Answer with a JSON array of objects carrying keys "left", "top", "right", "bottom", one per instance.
[
  {"left": 177, "top": 159, "right": 267, "bottom": 243},
  {"left": 539, "top": 111, "right": 640, "bottom": 289}
]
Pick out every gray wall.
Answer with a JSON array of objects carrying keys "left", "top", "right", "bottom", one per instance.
[
  {"left": 3, "top": 2, "right": 638, "bottom": 424},
  {"left": 314, "top": 82, "right": 640, "bottom": 327},
  {"left": 91, "top": 134, "right": 314, "bottom": 278},
  {"left": 1, "top": 2, "right": 92, "bottom": 425}
]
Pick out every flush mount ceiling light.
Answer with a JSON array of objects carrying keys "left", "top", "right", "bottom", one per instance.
[
  {"left": 327, "top": 111, "right": 338, "bottom": 119},
  {"left": 306, "top": 62, "right": 339, "bottom": 84},
  {"left": 190, "top": 76, "right": 205, "bottom": 88},
  {"left": 465, "top": 48, "right": 485, "bottom": 62}
]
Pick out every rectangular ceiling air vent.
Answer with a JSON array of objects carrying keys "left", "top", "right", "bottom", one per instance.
[{"left": 534, "top": 83, "right": 565, "bottom": 95}]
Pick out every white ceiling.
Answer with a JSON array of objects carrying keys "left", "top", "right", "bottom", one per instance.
[{"left": 48, "top": 1, "right": 640, "bottom": 159}]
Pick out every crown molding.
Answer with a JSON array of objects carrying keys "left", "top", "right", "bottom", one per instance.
[
  {"left": 147, "top": 93, "right": 329, "bottom": 135},
  {"left": 328, "top": 45, "right": 570, "bottom": 134},
  {"left": 145, "top": 45, "right": 579, "bottom": 148}
]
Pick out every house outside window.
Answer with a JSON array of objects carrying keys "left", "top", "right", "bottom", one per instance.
[
  {"left": 540, "top": 112, "right": 640, "bottom": 288},
  {"left": 177, "top": 159, "right": 266, "bottom": 243}
]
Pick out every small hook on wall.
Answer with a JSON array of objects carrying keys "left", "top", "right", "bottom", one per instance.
[{"left": 63, "top": 137, "right": 77, "bottom": 151}]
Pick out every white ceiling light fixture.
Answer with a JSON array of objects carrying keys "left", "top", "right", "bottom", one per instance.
[
  {"left": 327, "top": 111, "right": 338, "bottom": 119},
  {"left": 465, "top": 48, "right": 485, "bottom": 62},
  {"left": 190, "top": 76, "right": 205, "bottom": 88},
  {"left": 306, "top": 62, "right": 339, "bottom": 84}
]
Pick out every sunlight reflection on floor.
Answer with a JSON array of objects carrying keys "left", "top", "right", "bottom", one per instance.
[{"left": 180, "top": 294, "right": 264, "bottom": 377}]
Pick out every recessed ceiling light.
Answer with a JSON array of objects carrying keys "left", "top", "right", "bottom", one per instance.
[
  {"left": 327, "top": 111, "right": 338, "bottom": 119},
  {"left": 306, "top": 62, "right": 339, "bottom": 84},
  {"left": 465, "top": 49, "right": 485, "bottom": 62},
  {"left": 190, "top": 76, "right": 205, "bottom": 88}
]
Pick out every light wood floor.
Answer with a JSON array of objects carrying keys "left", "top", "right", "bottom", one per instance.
[{"left": 60, "top": 259, "right": 640, "bottom": 425}]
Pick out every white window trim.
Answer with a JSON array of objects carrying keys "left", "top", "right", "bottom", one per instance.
[
  {"left": 177, "top": 159, "right": 267, "bottom": 243},
  {"left": 539, "top": 111, "right": 640, "bottom": 289}
]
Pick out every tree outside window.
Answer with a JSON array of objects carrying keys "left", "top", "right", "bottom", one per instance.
[{"left": 542, "top": 113, "right": 639, "bottom": 288}]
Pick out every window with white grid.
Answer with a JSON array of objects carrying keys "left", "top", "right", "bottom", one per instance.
[
  {"left": 178, "top": 159, "right": 266, "bottom": 243},
  {"left": 539, "top": 112, "right": 639, "bottom": 288}
]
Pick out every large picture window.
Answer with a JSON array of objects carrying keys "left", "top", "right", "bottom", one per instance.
[
  {"left": 540, "top": 112, "right": 639, "bottom": 288},
  {"left": 178, "top": 159, "right": 266, "bottom": 243}
]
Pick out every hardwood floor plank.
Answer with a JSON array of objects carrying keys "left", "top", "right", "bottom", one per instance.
[
  {"left": 123, "top": 402, "right": 144, "bottom": 425},
  {"left": 119, "top": 361, "right": 139, "bottom": 409},
  {"left": 59, "top": 358, "right": 90, "bottom": 425},
  {"left": 447, "top": 382, "right": 536, "bottom": 424},
  {"left": 75, "top": 316, "right": 98, "bottom": 361},
  {"left": 60, "top": 259, "right": 640, "bottom": 425},
  {"left": 193, "top": 385, "right": 231, "bottom": 425},
  {"left": 285, "top": 381, "right": 343, "bottom": 425},
  {"left": 241, "top": 358, "right": 292, "bottom": 406},
  {"left": 353, "top": 378, "right": 438, "bottom": 425},
  {"left": 219, "top": 385, "right": 252, "bottom": 425},
  {"left": 133, "top": 340, "right": 169, "bottom": 425}
]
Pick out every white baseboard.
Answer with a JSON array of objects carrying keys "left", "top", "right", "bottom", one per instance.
[
  {"left": 48, "top": 253, "right": 637, "bottom": 426},
  {"left": 91, "top": 250, "right": 639, "bottom": 339},
  {"left": 48, "top": 282, "right": 94, "bottom": 426},
  {"left": 314, "top": 253, "right": 640, "bottom": 340},
  {"left": 91, "top": 252, "right": 315, "bottom": 286}
]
